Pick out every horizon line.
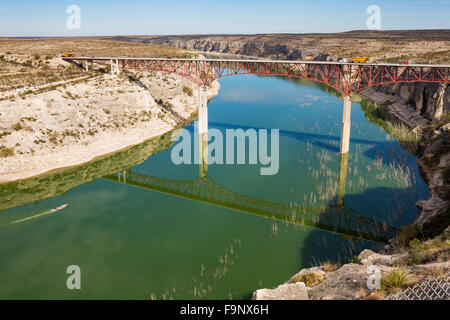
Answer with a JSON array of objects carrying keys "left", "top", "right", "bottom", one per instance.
[{"left": 2, "top": 28, "right": 450, "bottom": 39}]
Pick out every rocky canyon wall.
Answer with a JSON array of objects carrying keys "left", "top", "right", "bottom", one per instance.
[
  {"left": 144, "top": 37, "right": 449, "bottom": 120},
  {"left": 371, "top": 83, "right": 449, "bottom": 122}
]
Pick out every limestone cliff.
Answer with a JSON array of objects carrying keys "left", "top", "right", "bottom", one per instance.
[{"left": 371, "top": 83, "right": 449, "bottom": 122}]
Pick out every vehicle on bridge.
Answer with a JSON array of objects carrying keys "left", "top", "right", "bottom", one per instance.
[
  {"left": 351, "top": 57, "right": 371, "bottom": 63},
  {"left": 60, "top": 53, "right": 75, "bottom": 58}
]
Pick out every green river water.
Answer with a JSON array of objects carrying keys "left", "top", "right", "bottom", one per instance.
[{"left": 0, "top": 75, "right": 428, "bottom": 299}]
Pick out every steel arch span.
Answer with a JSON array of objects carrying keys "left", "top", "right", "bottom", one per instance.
[{"left": 62, "top": 57, "right": 450, "bottom": 95}]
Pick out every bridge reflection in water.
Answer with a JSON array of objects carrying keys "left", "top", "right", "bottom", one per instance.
[
  {"left": 0, "top": 126, "right": 399, "bottom": 243},
  {"left": 103, "top": 150, "right": 398, "bottom": 244}
]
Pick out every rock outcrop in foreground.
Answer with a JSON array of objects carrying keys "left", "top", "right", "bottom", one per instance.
[
  {"left": 253, "top": 283, "right": 308, "bottom": 300},
  {"left": 254, "top": 229, "right": 449, "bottom": 300}
]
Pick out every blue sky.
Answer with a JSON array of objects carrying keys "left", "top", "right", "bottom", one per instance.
[{"left": 0, "top": 0, "right": 449, "bottom": 37}]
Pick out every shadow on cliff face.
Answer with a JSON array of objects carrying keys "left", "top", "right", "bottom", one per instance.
[{"left": 125, "top": 73, "right": 188, "bottom": 124}]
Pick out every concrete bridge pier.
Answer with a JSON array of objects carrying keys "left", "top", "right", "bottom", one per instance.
[
  {"left": 110, "top": 59, "right": 120, "bottom": 76},
  {"left": 198, "top": 86, "right": 208, "bottom": 134},
  {"left": 337, "top": 152, "right": 349, "bottom": 206},
  {"left": 117, "top": 170, "right": 128, "bottom": 183},
  {"left": 198, "top": 86, "right": 208, "bottom": 177},
  {"left": 340, "top": 95, "right": 352, "bottom": 154},
  {"left": 85, "top": 60, "right": 94, "bottom": 71}
]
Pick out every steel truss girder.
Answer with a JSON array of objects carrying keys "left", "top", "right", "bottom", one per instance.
[{"left": 68, "top": 57, "right": 449, "bottom": 94}]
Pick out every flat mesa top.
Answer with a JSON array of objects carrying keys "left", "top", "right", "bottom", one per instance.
[{"left": 60, "top": 56, "right": 450, "bottom": 68}]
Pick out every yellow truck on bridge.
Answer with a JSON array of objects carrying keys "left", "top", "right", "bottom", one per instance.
[{"left": 351, "top": 57, "right": 371, "bottom": 63}]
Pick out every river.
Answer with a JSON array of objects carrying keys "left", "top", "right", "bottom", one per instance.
[{"left": 0, "top": 75, "right": 428, "bottom": 299}]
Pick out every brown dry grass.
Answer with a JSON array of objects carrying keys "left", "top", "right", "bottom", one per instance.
[
  {"left": 131, "top": 31, "right": 450, "bottom": 64},
  {"left": 322, "top": 262, "right": 339, "bottom": 272},
  {"left": 366, "top": 290, "right": 385, "bottom": 300},
  {"left": 291, "top": 272, "right": 324, "bottom": 287},
  {"left": 0, "top": 38, "right": 193, "bottom": 93},
  {"left": 0, "top": 38, "right": 193, "bottom": 58},
  {"left": 0, "top": 58, "right": 86, "bottom": 93}
]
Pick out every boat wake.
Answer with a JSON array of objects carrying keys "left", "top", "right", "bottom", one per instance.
[{"left": 0, "top": 204, "right": 68, "bottom": 229}]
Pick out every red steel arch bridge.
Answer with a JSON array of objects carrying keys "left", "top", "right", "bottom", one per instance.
[{"left": 61, "top": 56, "right": 450, "bottom": 154}]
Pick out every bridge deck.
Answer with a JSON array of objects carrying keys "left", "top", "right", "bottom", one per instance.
[
  {"left": 62, "top": 56, "right": 449, "bottom": 95},
  {"left": 61, "top": 56, "right": 450, "bottom": 68}
]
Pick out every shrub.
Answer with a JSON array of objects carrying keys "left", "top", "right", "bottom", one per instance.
[
  {"left": 291, "top": 272, "right": 323, "bottom": 287},
  {"left": 406, "top": 237, "right": 449, "bottom": 264},
  {"left": 48, "top": 131, "right": 59, "bottom": 144},
  {"left": 12, "top": 122, "right": 23, "bottom": 131},
  {"left": 397, "top": 224, "right": 421, "bottom": 246},
  {"left": 382, "top": 267, "right": 415, "bottom": 290},
  {"left": 366, "top": 290, "right": 385, "bottom": 300},
  {"left": 182, "top": 86, "right": 193, "bottom": 97},
  {"left": 323, "top": 262, "right": 339, "bottom": 272},
  {"left": 409, "top": 238, "right": 421, "bottom": 249},
  {"left": 0, "top": 131, "right": 11, "bottom": 138},
  {"left": 165, "top": 101, "right": 175, "bottom": 109},
  {"left": 0, "top": 145, "right": 14, "bottom": 157},
  {"left": 407, "top": 238, "right": 429, "bottom": 264},
  {"left": 349, "top": 256, "right": 361, "bottom": 264}
]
